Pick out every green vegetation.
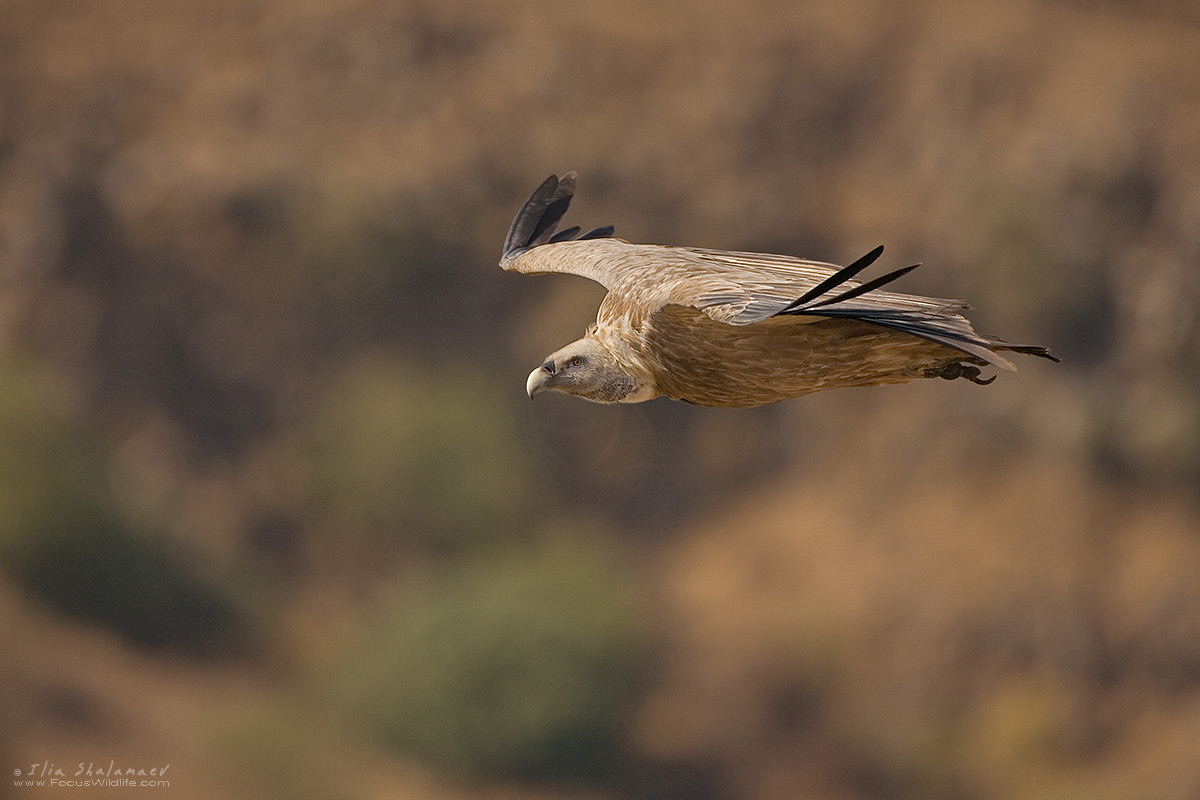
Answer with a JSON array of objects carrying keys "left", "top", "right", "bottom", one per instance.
[
  {"left": 0, "top": 355, "right": 242, "bottom": 652},
  {"left": 8, "top": 515, "right": 243, "bottom": 653},
  {"left": 311, "top": 358, "right": 535, "bottom": 552},
  {"left": 333, "top": 542, "right": 643, "bottom": 781},
  {"left": 3, "top": 0, "right": 1200, "bottom": 797}
]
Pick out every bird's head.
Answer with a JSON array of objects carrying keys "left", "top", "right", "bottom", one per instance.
[{"left": 526, "top": 335, "right": 653, "bottom": 403}]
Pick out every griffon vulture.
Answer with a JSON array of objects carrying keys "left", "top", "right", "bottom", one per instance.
[{"left": 501, "top": 173, "right": 1056, "bottom": 407}]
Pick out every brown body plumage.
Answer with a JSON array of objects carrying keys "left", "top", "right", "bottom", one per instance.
[{"left": 501, "top": 173, "right": 1057, "bottom": 407}]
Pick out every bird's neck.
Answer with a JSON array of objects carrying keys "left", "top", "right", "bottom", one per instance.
[{"left": 586, "top": 324, "right": 660, "bottom": 402}]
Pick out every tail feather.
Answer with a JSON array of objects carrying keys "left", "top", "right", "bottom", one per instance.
[
  {"left": 776, "top": 252, "right": 1059, "bottom": 371},
  {"left": 813, "top": 306, "right": 1021, "bottom": 370},
  {"left": 1000, "top": 343, "right": 1060, "bottom": 362}
]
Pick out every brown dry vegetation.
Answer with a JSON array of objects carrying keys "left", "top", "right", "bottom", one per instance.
[{"left": 2, "top": 0, "right": 1199, "bottom": 798}]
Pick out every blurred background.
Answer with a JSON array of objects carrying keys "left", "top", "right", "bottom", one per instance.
[{"left": 2, "top": 0, "right": 1199, "bottom": 797}]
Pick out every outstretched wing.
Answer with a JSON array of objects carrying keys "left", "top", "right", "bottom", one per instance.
[
  {"left": 499, "top": 175, "right": 910, "bottom": 320},
  {"left": 678, "top": 246, "right": 1060, "bottom": 369},
  {"left": 500, "top": 173, "right": 1057, "bottom": 370}
]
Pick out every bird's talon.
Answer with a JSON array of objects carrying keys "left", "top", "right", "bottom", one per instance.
[
  {"left": 932, "top": 362, "right": 995, "bottom": 385},
  {"left": 960, "top": 364, "right": 996, "bottom": 385}
]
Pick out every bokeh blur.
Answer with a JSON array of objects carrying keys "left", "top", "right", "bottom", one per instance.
[{"left": 2, "top": 0, "right": 1199, "bottom": 798}]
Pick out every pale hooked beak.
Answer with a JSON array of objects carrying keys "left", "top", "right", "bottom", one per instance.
[{"left": 526, "top": 360, "right": 555, "bottom": 398}]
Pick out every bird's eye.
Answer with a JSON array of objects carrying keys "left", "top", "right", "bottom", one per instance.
[{"left": 567, "top": 356, "right": 585, "bottom": 368}]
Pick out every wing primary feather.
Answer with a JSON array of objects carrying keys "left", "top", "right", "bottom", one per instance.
[
  {"left": 501, "top": 174, "right": 559, "bottom": 259},
  {"left": 803, "top": 264, "right": 921, "bottom": 310},
  {"left": 578, "top": 225, "right": 616, "bottom": 240},
  {"left": 778, "top": 245, "right": 884, "bottom": 312},
  {"left": 548, "top": 225, "right": 581, "bottom": 243},
  {"left": 527, "top": 175, "right": 576, "bottom": 247},
  {"left": 501, "top": 172, "right": 578, "bottom": 259}
]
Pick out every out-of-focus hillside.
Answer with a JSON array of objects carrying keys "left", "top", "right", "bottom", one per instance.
[{"left": 1, "top": 0, "right": 1199, "bottom": 798}]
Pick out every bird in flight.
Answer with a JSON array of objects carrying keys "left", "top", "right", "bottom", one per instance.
[{"left": 501, "top": 173, "right": 1057, "bottom": 407}]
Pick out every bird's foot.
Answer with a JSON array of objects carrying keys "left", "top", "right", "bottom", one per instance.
[{"left": 928, "top": 361, "right": 996, "bottom": 385}]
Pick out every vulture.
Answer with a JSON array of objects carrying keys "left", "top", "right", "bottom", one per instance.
[{"left": 501, "top": 173, "right": 1057, "bottom": 407}]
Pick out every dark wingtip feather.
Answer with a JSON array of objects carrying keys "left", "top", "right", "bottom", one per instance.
[
  {"left": 548, "top": 225, "right": 582, "bottom": 243},
  {"left": 779, "top": 245, "right": 885, "bottom": 313},
  {"left": 527, "top": 173, "right": 576, "bottom": 247},
  {"left": 805, "top": 263, "right": 920, "bottom": 310},
  {"left": 500, "top": 172, "right": 576, "bottom": 260},
  {"left": 578, "top": 225, "right": 616, "bottom": 240},
  {"left": 501, "top": 173, "right": 616, "bottom": 260},
  {"left": 501, "top": 174, "right": 560, "bottom": 260}
]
